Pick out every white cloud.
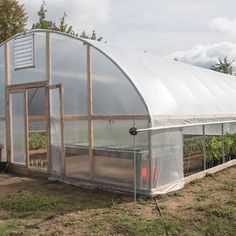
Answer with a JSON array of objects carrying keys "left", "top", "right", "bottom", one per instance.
[
  {"left": 19, "top": 0, "right": 111, "bottom": 31},
  {"left": 208, "top": 17, "right": 236, "bottom": 37},
  {"left": 167, "top": 42, "right": 236, "bottom": 68}
]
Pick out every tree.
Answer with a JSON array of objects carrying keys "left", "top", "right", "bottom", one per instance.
[
  {"left": 0, "top": 0, "right": 27, "bottom": 43},
  {"left": 80, "top": 30, "right": 103, "bottom": 41},
  {"left": 33, "top": 2, "right": 103, "bottom": 41},
  {"left": 211, "top": 57, "right": 234, "bottom": 75},
  {"left": 57, "top": 13, "right": 77, "bottom": 36},
  {"left": 32, "top": 1, "right": 57, "bottom": 30}
]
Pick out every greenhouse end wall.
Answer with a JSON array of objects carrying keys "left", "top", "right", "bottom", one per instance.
[{"left": 0, "top": 30, "right": 152, "bottom": 195}]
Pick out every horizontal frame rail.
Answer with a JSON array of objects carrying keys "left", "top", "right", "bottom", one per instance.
[{"left": 136, "top": 119, "right": 236, "bottom": 133}]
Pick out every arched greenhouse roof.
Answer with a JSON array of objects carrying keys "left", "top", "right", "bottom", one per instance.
[
  {"left": 89, "top": 39, "right": 236, "bottom": 127},
  {"left": 2, "top": 30, "right": 236, "bottom": 128}
]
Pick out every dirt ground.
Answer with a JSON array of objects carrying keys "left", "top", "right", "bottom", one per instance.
[{"left": 0, "top": 166, "right": 235, "bottom": 236}]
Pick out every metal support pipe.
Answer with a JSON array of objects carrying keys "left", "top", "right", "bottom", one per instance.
[
  {"left": 133, "top": 134, "right": 137, "bottom": 208},
  {"left": 203, "top": 125, "right": 206, "bottom": 170},
  {"left": 132, "top": 121, "right": 137, "bottom": 208},
  {"left": 136, "top": 119, "right": 236, "bottom": 133},
  {"left": 221, "top": 123, "right": 225, "bottom": 164}
]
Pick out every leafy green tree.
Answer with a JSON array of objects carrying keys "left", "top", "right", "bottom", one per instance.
[
  {"left": 32, "top": 1, "right": 57, "bottom": 30},
  {"left": 80, "top": 30, "right": 103, "bottom": 41},
  {"left": 57, "top": 13, "right": 77, "bottom": 36},
  {"left": 211, "top": 57, "right": 234, "bottom": 75},
  {"left": 0, "top": 0, "right": 28, "bottom": 43},
  {"left": 33, "top": 1, "right": 103, "bottom": 41}
]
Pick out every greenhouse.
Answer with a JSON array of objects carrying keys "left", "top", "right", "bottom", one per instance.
[{"left": 0, "top": 29, "right": 236, "bottom": 195}]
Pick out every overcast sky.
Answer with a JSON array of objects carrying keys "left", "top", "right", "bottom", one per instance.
[{"left": 19, "top": 0, "right": 236, "bottom": 67}]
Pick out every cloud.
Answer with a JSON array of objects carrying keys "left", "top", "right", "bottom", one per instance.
[
  {"left": 19, "top": 0, "right": 111, "bottom": 31},
  {"left": 167, "top": 42, "right": 236, "bottom": 68},
  {"left": 208, "top": 17, "right": 236, "bottom": 37}
]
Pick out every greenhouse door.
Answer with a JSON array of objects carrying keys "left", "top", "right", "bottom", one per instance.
[
  {"left": 49, "top": 85, "right": 65, "bottom": 176},
  {"left": 7, "top": 83, "right": 50, "bottom": 170}
]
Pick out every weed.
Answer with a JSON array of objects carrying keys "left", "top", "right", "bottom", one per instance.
[
  {"left": 61, "top": 217, "right": 83, "bottom": 227},
  {"left": 0, "top": 219, "right": 25, "bottom": 236},
  {"left": 208, "top": 207, "right": 235, "bottom": 218},
  {"left": 137, "top": 196, "right": 152, "bottom": 204},
  {"left": 167, "top": 191, "right": 183, "bottom": 197},
  {"left": 205, "top": 173, "right": 215, "bottom": 178},
  {"left": 108, "top": 197, "right": 121, "bottom": 208},
  {"left": 196, "top": 189, "right": 210, "bottom": 201},
  {"left": 0, "top": 194, "right": 73, "bottom": 212},
  {"left": 113, "top": 214, "right": 182, "bottom": 236},
  {"left": 189, "top": 179, "right": 199, "bottom": 186}
]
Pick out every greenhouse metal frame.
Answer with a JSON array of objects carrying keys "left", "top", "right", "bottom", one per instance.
[{"left": 0, "top": 29, "right": 236, "bottom": 196}]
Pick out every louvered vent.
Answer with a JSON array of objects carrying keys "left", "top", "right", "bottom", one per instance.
[{"left": 14, "top": 34, "right": 35, "bottom": 70}]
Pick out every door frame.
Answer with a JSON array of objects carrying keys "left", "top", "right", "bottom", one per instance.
[{"left": 6, "top": 81, "right": 65, "bottom": 175}]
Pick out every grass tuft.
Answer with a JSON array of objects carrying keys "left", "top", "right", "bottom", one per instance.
[{"left": 0, "top": 194, "right": 73, "bottom": 212}]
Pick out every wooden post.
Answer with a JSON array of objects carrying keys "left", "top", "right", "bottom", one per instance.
[
  {"left": 5, "top": 42, "right": 12, "bottom": 163},
  {"left": 87, "top": 44, "right": 94, "bottom": 180},
  {"left": 59, "top": 85, "right": 66, "bottom": 177},
  {"left": 24, "top": 90, "right": 29, "bottom": 168},
  {"left": 46, "top": 32, "right": 51, "bottom": 172}
]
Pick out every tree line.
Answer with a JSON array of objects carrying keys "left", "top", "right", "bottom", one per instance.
[{"left": 0, "top": 0, "right": 103, "bottom": 44}]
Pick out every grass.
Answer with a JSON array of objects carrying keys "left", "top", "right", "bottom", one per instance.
[
  {"left": 0, "top": 167, "right": 235, "bottom": 235},
  {"left": 0, "top": 194, "right": 73, "bottom": 212},
  {"left": 0, "top": 219, "right": 25, "bottom": 236},
  {"left": 112, "top": 214, "right": 183, "bottom": 236}
]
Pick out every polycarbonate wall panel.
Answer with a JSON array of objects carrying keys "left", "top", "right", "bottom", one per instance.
[
  {"left": 0, "top": 121, "right": 6, "bottom": 161},
  {"left": 64, "top": 120, "right": 88, "bottom": 145},
  {"left": 94, "top": 155, "right": 133, "bottom": 187},
  {"left": 65, "top": 120, "right": 89, "bottom": 179},
  {"left": 28, "top": 88, "right": 46, "bottom": 116},
  {"left": 93, "top": 120, "right": 149, "bottom": 149},
  {"left": 205, "top": 124, "right": 222, "bottom": 136},
  {"left": 94, "top": 120, "right": 149, "bottom": 188},
  {"left": 0, "top": 46, "right": 5, "bottom": 116},
  {"left": 50, "top": 89, "right": 63, "bottom": 175},
  {"left": 92, "top": 48, "right": 147, "bottom": 115},
  {"left": 10, "top": 33, "right": 47, "bottom": 84},
  {"left": 223, "top": 123, "right": 236, "bottom": 161},
  {"left": 51, "top": 34, "right": 87, "bottom": 115},
  {"left": 204, "top": 124, "right": 223, "bottom": 167},
  {"left": 183, "top": 126, "right": 204, "bottom": 175},
  {"left": 151, "top": 129, "right": 184, "bottom": 194},
  {"left": 11, "top": 92, "right": 26, "bottom": 164}
]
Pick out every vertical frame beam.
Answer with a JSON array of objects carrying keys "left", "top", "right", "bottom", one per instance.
[
  {"left": 24, "top": 90, "right": 29, "bottom": 168},
  {"left": 5, "top": 42, "right": 12, "bottom": 163},
  {"left": 46, "top": 32, "right": 52, "bottom": 172},
  {"left": 87, "top": 44, "right": 94, "bottom": 180},
  {"left": 59, "top": 85, "right": 66, "bottom": 177},
  {"left": 148, "top": 122, "right": 153, "bottom": 190}
]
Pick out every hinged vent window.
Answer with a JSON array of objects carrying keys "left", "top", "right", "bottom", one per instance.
[{"left": 14, "top": 34, "right": 35, "bottom": 70}]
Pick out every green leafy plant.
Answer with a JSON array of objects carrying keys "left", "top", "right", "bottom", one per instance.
[{"left": 29, "top": 131, "right": 47, "bottom": 150}]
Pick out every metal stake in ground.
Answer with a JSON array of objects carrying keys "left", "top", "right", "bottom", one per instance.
[{"left": 129, "top": 126, "right": 138, "bottom": 208}]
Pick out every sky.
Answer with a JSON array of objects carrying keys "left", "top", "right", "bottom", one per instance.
[{"left": 18, "top": 0, "right": 236, "bottom": 68}]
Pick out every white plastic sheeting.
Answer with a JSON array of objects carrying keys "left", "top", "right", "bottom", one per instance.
[
  {"left": 150, "top": 129, "right": 184, "bottom": 194},
  {"left": 88, "top": 40, "right": 236, "bottom": 127}
]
